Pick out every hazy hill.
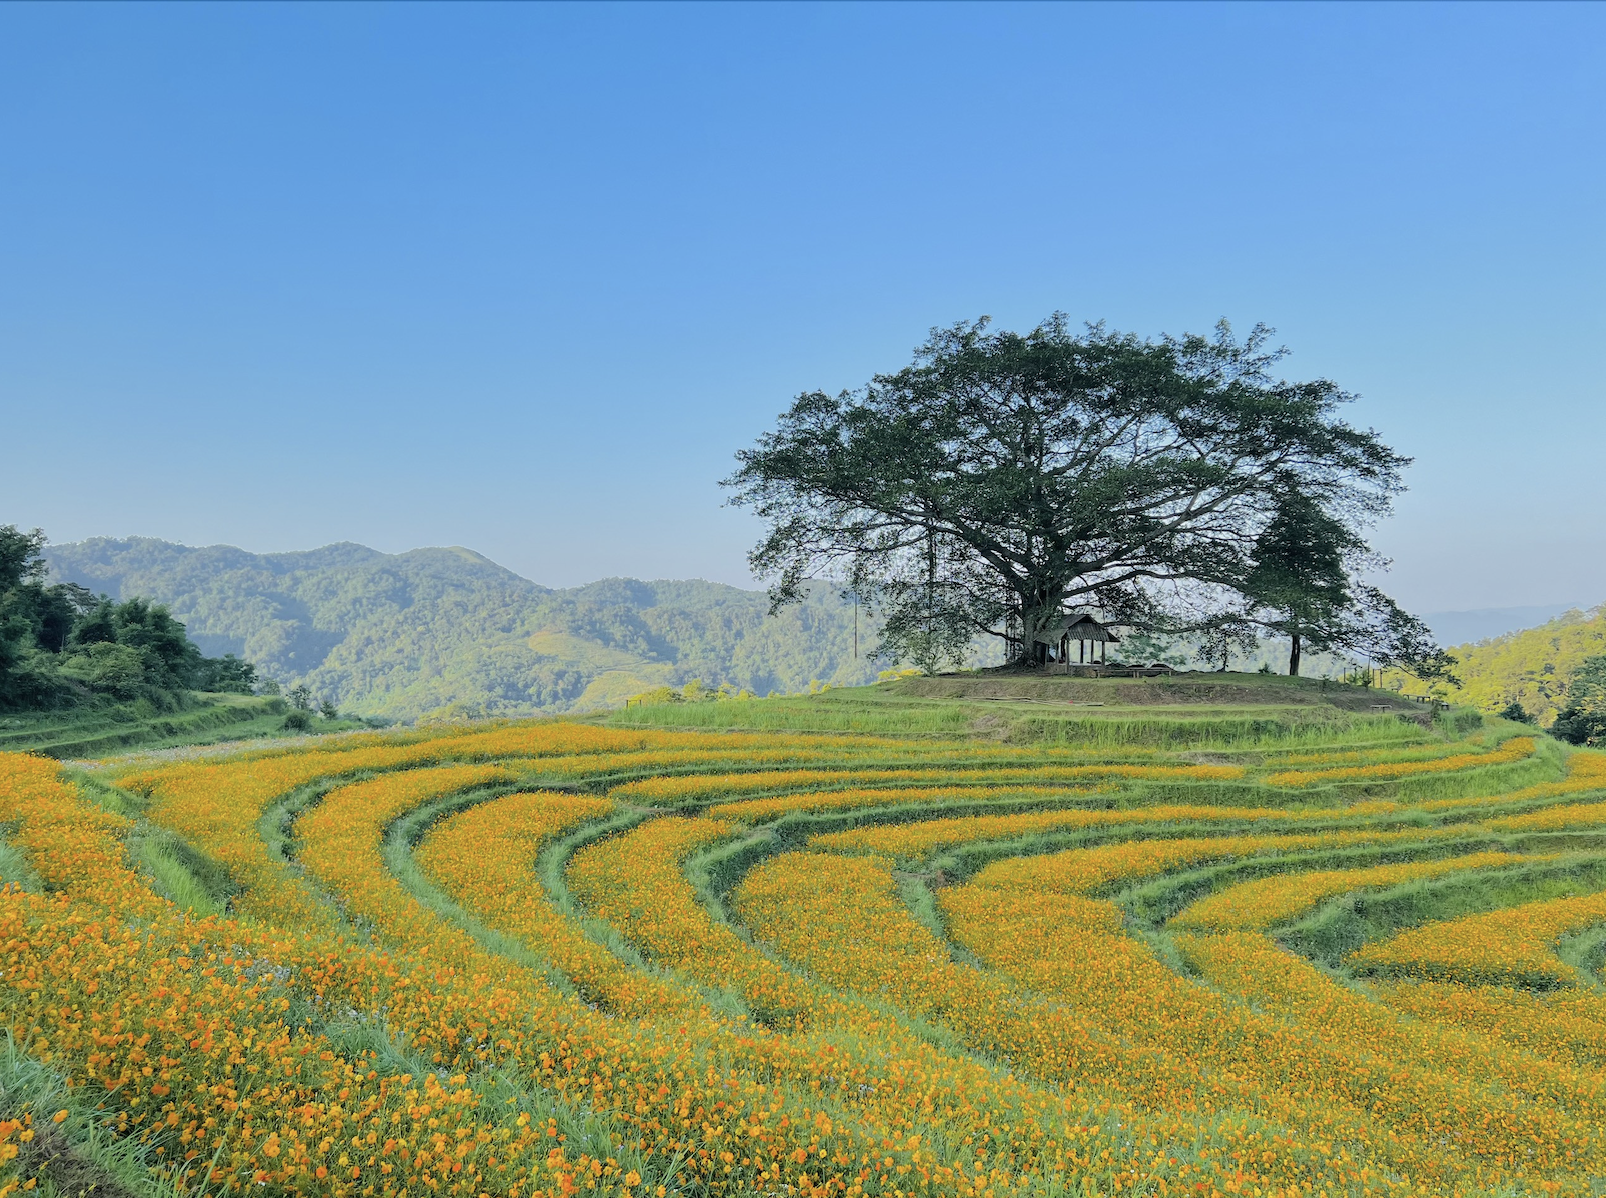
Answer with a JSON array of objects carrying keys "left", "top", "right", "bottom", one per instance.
[
  {"left": 45, "top": 538, "right": 880, "bottom": 720},
  {"left": 1395, "top": 603, "right": 1606, "bottom": 724},
  {"left": 1421, "top": 603, "right": 1590, "bottom": 647}
]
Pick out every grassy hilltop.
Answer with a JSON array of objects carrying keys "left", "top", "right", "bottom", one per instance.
[
  {"left": 40, "top": 537, "right": 1603, "bottom": 735},
  {"left": 598, "top": 668, "right": 1450, "bottom": 746}
]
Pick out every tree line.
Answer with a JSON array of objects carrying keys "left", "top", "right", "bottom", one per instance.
[
  {"left": 0, "top": 525, "right": 256, "bottom": 710},
  {"left": 1509, "top": 656, "right": 1606, "bottom": 747}
]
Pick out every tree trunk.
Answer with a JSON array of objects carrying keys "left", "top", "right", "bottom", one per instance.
[
  {"left": 1289, "top": 632, "right": 1302, "bottom": 677},
  {"left": 1015, "top": 593, "right": 1063, "bottom": 667}
]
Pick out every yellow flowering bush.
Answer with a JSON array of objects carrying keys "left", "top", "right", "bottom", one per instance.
[
  {"left": 1349, "top": 889, "right": 1606, "bottom": 987},
  {"left": 1266, "top": 736, "right": 1536, "bottom": 787},
  {"left": 415, "top": 792, "right": 698, "bottom": 1019},
  {"left": 1374, "top": 980, "right": 1606, "bottom": 1069},
  {"left": 1172, "top": 850, "right": 1539, "bottom": 931},
  {"left": 620, "top": 761, "right": 1241, "bottom": 809},
  {"left": 965, "top": 826, "right": 1469, "bottom": 895}
]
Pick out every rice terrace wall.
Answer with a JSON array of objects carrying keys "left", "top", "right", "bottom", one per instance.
[{"left": 3, "top": 684, "right": 1606, "bottom": 1197}]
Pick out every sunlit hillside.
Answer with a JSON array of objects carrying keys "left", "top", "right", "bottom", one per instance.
[{"left": 1393, "top": 603, "right": 1606, "bottom": 723}]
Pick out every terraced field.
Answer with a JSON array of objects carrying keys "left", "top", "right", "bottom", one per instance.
[{"left": 4, "top": 692, "right": 1606, "bottom": 1197}]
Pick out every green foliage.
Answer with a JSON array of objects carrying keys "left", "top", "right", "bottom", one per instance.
[
  {"left": 1551, "top": 653, "right": 1606, "bottom": 745},
  {"left": 0, "top": 694, "right": 291, "bottom": 758},
  {"left": 1238, "top": 490, "right": 1359, "bottom": 674},
  {"left": 45, "top": 537, "right": 885, "bottom": 720},
  {"left": 1388, "top": 603, "right": 1606, "bottom": 725},
  {"left": 282, "top": 709, "right": 315, "bottom": 733},
  {"left": 127, "top": 826, "right": 237, "bottom": 917},
  {"left": 1497, "top": 701, "right": 1536, "bottom": 725},
  {"left": 0, "top": 832, "right": 44, "bottom": 892},
  {"left": 55, "top": 641, "right": 148, "bottom": 698},
  {"left": 1192, "top": 620, "right": 1258, "bottom": 672},
  {"left": 1222, "top": 495, "right": 1450, "bottom": 682},
  {"left": 193, "top": 652, "right": 257, "bottom": 693},
  {"left": 627, "top": 679, "right": 759, "bottom": 707},
  {"left": 0, "top": 525, "right": 258, "bottom": 712},
  {"left": 725, "top": 315, "right": 1411, "bottom": 670}
]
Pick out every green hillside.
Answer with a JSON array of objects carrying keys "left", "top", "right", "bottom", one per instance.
[
  {"left": 1392, "top": 602, "right": 1606, "bottom": 724},
  {"left": 45, "top": 538, "right": 882, "bottom": 720}
]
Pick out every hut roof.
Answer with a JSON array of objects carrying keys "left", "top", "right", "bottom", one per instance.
[{"left": 1032, "top": 613, "right": 1120, "bottom": 644}]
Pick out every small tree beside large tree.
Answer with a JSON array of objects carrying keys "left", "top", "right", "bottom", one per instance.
[
  {"left": 727, "top": 313, "right": 1450, "bottom": 678},
  {"left": 1224, "top": 489, "right": 1454, "bottom": 679}
]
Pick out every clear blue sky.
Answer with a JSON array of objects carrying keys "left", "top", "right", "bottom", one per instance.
[{"left": 2, "top": 2, "right": 1601, "bottom": 611}]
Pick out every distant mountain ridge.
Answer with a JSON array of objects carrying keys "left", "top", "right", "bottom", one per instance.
[
  {"left": 1421, "top": 603, "right": 1591, "bottom": 648},
  {"left": 45, "top": 537, "right": 879, "bottom": 720}
]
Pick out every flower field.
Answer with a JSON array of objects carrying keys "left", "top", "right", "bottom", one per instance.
[{"left": 3, "top": 703, "right": 1606, "bottom": 1197}]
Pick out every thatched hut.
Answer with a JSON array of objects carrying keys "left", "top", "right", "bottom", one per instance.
[{"left": 1027, "top": 613, "right": 1119, "bottom": 667}]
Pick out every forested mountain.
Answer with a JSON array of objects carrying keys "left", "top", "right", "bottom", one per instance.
[
  {"left": 45, "top": 538, "right": 881, "bottom": 720},
  {"left": 1394, "top": 603, "right": 1606, "bottom": 725}
]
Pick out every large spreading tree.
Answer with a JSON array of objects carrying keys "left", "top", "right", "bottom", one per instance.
[{"left": 726, "top": 314, "right": 1446, "bottom": 674}]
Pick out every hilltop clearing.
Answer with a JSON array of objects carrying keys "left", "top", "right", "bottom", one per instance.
[{"left": 599, "top": 670, "right": 1448, "bottom": 745}]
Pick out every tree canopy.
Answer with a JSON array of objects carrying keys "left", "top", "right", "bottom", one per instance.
[
  {"left": 727, "top": 314, "right": 1445, "bottom": 674},
  {"left": 1199, "top": 489, "right": 1456, "bottom": 679},
  {"left": 0, "top": 525, "right": 257, "bottom": 710},
  {"left": 1552, "top": 655, "right": 1606, "bottom": 746}
]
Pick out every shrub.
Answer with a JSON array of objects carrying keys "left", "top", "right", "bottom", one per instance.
[
  {"left": 281, "top": 709, "right": 314, "bottom": 733},
  {"left": 1551, "top": 655, "right": 1606, "bottom": 746},
  {"left": 56, "top": 642, "right": 149, "bottom": 700},
  {"left": 1551, "top": 707, "right": 1606, "bottom": 746}
]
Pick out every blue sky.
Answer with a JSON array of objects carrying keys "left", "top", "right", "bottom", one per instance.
[{"left": 1, "top": 2, "right": 1601, "bottom": 611}]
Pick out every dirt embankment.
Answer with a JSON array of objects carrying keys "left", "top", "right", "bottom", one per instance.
[{"left": 894, "top": 671, "right": 1431, "bottom": 713}]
